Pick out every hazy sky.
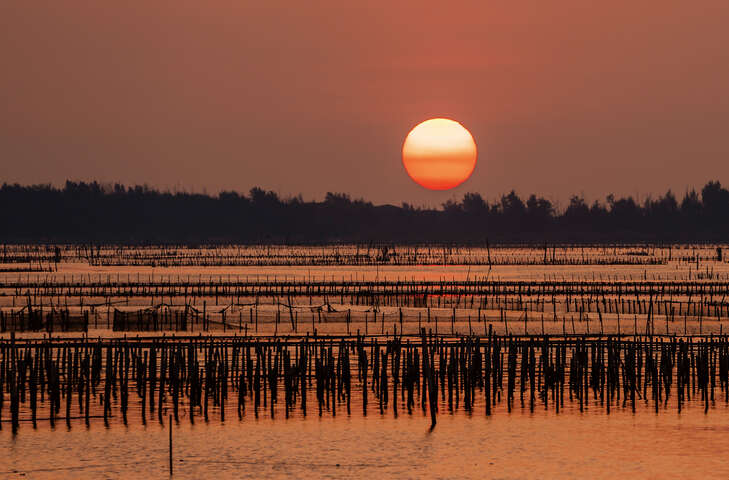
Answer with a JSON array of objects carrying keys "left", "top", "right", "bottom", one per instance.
[{"left": 3, "top": 1, "right": 729, "bottom": 207}]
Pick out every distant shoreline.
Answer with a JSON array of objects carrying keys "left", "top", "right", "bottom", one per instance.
[{"left": 1, "top": 180, "right": 727, "bottom": 244}]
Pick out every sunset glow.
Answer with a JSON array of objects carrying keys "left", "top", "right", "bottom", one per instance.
[{"left": 402, "top": 118, "right": 477, "bottom": 190}]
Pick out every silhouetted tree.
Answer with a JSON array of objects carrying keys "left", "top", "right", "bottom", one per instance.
[
  {"left": 1, "top": 180, "right": 728, "bottom": 243},
  {"left": 702, "top": 181, "right": 729, "bottom": 221},
  {"left": 462, "top": 193, "right": 488, "bottom": 215}
]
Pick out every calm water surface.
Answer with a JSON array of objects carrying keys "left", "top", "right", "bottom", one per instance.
[
  {"left": 3, "top": 401, "right": 729, "bottom": 479},
  {"left": 3, "top": 246, "right": 729, "bottom": 478}
]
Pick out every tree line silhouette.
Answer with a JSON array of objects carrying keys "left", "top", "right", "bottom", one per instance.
[{"left": 1, "top": 180, "right": 728, "bottom": 243}]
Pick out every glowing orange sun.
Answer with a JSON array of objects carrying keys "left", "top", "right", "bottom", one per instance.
[{"left": 402, "top": 118, "right": 477, "bottom": 190}]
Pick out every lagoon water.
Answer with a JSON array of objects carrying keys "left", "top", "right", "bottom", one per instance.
[
  {"left": 3, "top": 244, "right": 729, "bottom": 478},
  {"left": 4, "top": 392, "right": 729, "bottom": 479}
]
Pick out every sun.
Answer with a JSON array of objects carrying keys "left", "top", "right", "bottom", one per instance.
[{"left": 402, "top": 118, "right": 477, "bottom": 190}]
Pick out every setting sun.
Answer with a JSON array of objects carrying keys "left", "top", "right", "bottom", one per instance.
[{"left": 402, "top": 118, "right": 477, "bottom": 190}]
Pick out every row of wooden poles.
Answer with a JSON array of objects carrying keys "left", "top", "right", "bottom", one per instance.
[
  {"left": 0, "top": 307, "right": 88, "bottom": 333},
  {"left": 84, "top": 254, "right": 668, "bottom": 267},
  {"left": 1, "top": 331, "right": 729, "bottom": 434},
  {"left": 6, "top": 288, "right": 729, "bottom": 333},
  {"left": 8, "top": 291, "right": 729, "bottom": 320},
  {"left": 6, "top": 244, "right": 715, "bottom": 266},
  {"left": 0, "top": 302, "right": 717, "bottom": 337},
  {"left": 11, "top": 278, "right": 729, "bottom": 296},
  {"left": 0, "top": 302, "right": 727, "bottom": 338}
]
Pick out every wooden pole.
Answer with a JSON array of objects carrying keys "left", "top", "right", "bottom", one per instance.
[{"left": 169, "top": 414, "right": 173, "bottom": 475}]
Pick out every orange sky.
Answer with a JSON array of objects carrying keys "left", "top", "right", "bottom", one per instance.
[{"left": 2, "top": 0, "right": 729, "bottom": 207}]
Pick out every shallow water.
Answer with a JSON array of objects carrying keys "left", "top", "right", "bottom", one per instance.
[
  {"left": 3, "top": 244, "right": 729, "bottom": 478},
  {"left": 4, "top": 398, "right": 729, "bottom": 479}
]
